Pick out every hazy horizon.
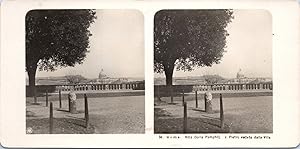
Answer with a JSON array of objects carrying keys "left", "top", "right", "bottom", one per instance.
[
  {"left": 32, "top": 73, "right": 272, "bottom": 80},
  {"left": 32, "top": 75, "right": 145, "bottom": 80}
]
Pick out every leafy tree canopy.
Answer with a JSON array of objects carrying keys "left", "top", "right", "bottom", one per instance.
[
  {"left": 26, "top": 9, "right": 96, "bottom": 97},
  {"left": 154, "top": 10, "right": 233, "bottom": 85},
  {"left": 26, "top": 9, "right": 97, "bottom": 72},
  {"left": 203, "top": 74, "right": 225, "bottom": 84},
  {"left": 65, "top": 74, "right": 87, "bottom": 84}
]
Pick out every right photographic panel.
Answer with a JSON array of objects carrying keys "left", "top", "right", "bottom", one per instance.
[{"left": 154, "top": 9, "right": 272, "bottom": 133}]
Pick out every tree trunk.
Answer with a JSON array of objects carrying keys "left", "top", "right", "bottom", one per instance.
[
  {"left": 27, "top": 65, "right": 37, "bottom": 98},
  {"left": 164, "top": 63, "right": 175, "bottom": 86}
]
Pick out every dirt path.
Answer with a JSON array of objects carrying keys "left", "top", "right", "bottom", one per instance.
[
  {"left": 156, "top": 96, "right": 272, "bottom": 133},
  {"left": 88, "top": 96, "right": 144, "bottom": 134},
  {"left": 26, "top": 96, "right": 145, "bottom": 134}
]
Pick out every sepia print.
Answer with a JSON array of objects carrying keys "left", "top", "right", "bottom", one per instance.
[
  {"left": 154, "top": 9, "right": 273, "bottom": 133},
  {"left": 25, "top": 9, "right": 145, "bottom": 134},
  {"left": 1, "top": 0, "right": 300, "bottom": 147}
]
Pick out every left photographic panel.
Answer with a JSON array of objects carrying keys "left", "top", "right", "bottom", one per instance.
[{"left": 25, "top": 9, "right": 145, "bottom": 134}]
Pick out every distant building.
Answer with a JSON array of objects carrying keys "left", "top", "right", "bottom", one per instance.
[
  {"left": 95, "top": 77, "right": 129, "bottom": 84},
  {"left": 227, "top": 69, "right": 272, "bottom": 84},
  {"left": 236, "top": 68, "right": 245, "bottom": 79}
]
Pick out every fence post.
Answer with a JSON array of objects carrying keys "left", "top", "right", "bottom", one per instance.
[
  {"left": 182, "top": 90, "right": 185, "bottom": 106},
  {"left": 195, "top": 91, "right": 198, "bottom": 108},
  {"left": 183, "top": 102, "right": 187, "bottom": 133},
  {"left": 157, "top": 85, "right": 161, "bottom": 101},
  {"left": 170, "top": 85, "right": 173, "bottom": 103},
  {"left": 220, "top": 93, "right": 224, "bottom": 128},
  {"left": 84, "top": 94, "right": 89, "bottom": 128},
  {"left": 33, "top": 87, "right": 38, "bottom": 104},
  {"left": 204, "top": 93, "right": 206, "bottom": 110},
  {"left": 59, "top": 89, "right": 62, "bottom": 108},
  {"left": 49, "top": 102, "right": 53, "bottom": 134},
  {"left": 46, "top": 90, "right": 48, "bottom": 107}
]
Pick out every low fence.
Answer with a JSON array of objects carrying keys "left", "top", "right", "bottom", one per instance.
[
  {"left": 26, "top": 82, "right": 145, "bottom": 95},
  {"left": 57, "top": 83, "right": 144, "bottom": 92},
  {"left": 154, "top": 83, "right": 272, "bottom": 97},
  {"left": 193, "top": 83, "right": 272, "bottom": 91},
  {"left": 182, "top": 93, "right": 224, "bottom": 133},
  {"left": 47, "top": 93, "right": 90, "bottom": 134}
]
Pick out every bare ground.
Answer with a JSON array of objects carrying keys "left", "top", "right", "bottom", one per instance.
[
  {"left": 154, "top": 95, "right": 272, "bottom": 133},
  {"left": 26, "top": 95, "right": 145, "bottom": 134},
  {"left": 26, "top": 118, "right": 94, "bottom": 134}
]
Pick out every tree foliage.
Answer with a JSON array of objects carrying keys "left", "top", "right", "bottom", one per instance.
[
  {"left": 203, "top": 74, "right": 225, "bottom": 84},
  {"left": 65, "top": 75, "right": 87, "bottom": 84},
  {"left": 26, "top": 9, "right": 97, "bottom": 71},
  {"left": 26, "top": 9, "right": 96, "bottom": 96},
  {"left": 154, "top": 10, "right": 233, "bottom": 85}
]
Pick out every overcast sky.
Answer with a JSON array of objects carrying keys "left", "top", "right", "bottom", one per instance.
[
  {"left": 156, "top": 9, "right": 272, "bottom": 78},
  {"left": 36, "top": 9, "right": 144, "bottom": 79},
  {"left": 35, "top": 9, "right": 272, "bottom": 79}
]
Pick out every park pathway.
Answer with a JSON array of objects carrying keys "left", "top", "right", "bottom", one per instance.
[
  {"left": 88, "top": 96, "right": 145, "bottom": 134},
  {"left": 26, "top": 96, "right": 145, "bottom": 134},
  {"left": 155, "top": 95, "right": 273, "bottom": 133}
]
